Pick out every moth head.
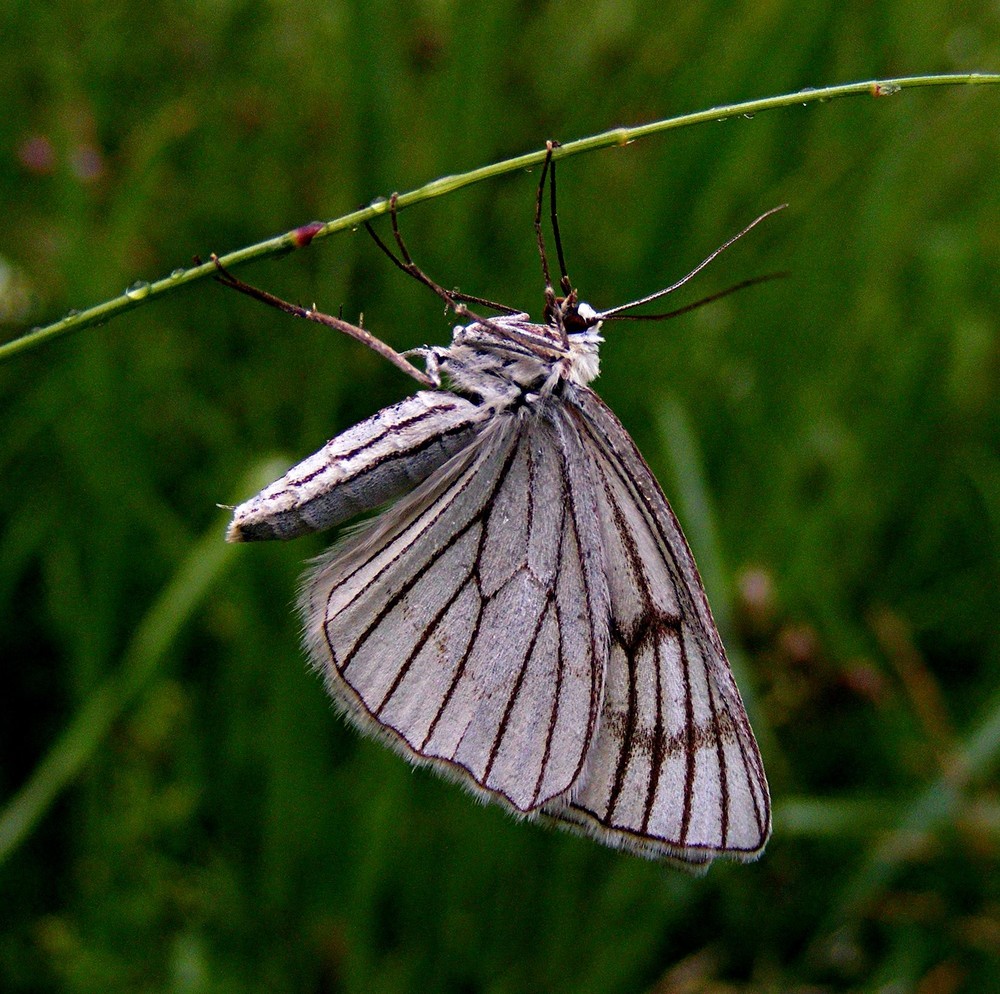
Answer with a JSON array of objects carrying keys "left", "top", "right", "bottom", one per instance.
[{"left": 545, "top": 290, "right": 603, "bottom": 335}]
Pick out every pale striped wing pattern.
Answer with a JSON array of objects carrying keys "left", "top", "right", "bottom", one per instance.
[
  {"left": 229, "top": 392, "right": 490, "bottom": 542},
  {"left": 300, "top": 406, "right": 611, "bottom": 812},
  {"left": 543, "top": 387, "right": 770, "bottom": 865},
  {"left": 299, "top": 389, "right": 769, "bottom": 865}
]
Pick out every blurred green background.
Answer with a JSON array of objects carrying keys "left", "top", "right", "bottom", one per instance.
[{"left": 2, "top": 1, "right": 998, "bottom": 991}]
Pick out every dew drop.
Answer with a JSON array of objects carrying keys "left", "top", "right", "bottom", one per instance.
[
  {"left": 170, "top": 268, "right": 185, "bottom": 279},
  {"left": 124, "top": 280, "right": 151, "bottom": 301}
]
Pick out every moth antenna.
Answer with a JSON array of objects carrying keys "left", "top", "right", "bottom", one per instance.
[
  {"left": 599, "top": 204, "right": 787, "bottom": 318},
  {"left": 602, "top": 272, "right": 789, "bottom": 323}
]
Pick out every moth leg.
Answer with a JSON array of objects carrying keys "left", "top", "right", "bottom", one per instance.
[
  {"left": 211, "top": 255, "right": 433, "bottom": 386},
  {"left": 364, "top": 197, "right": 521, "bottom": 316}
]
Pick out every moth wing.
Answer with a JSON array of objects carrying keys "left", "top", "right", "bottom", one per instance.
[
  {"left": 300, "top": 407, "right": 610, "bottom": 813},
  {"left": 229, "top": 391, "right": 490, "bottom": 541},
  {"left": 543, "top": 388, "right": 770, "bottom": 867}
]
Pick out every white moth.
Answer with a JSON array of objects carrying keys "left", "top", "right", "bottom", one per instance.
[{"left": 224, "top": 156, "right": 771, "bottom": 869}]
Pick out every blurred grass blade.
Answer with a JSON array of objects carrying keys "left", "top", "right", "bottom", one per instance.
[
  {"left": 0, "top": 459, "right": 281, "bottom": 867},
  {"left": 775, "top": 796, "right": 903, "bottom": 836},
  {"left": 812, "top": 691, "right": 1000, "bottom": 951}
]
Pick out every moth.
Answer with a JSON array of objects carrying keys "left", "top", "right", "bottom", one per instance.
[{"left": 222, "top": 147, "right": 772, "bottom": 869}]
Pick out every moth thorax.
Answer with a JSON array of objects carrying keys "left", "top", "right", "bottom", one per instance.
[
  {"left": 438, "top": 342, "right": 551, "bottom": 401},
  {"left": 565, "top": 337, "right": 602, "bottom": 386},
  {"left": 564, "top": 309, "right": 604, "bottom": 386}
]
